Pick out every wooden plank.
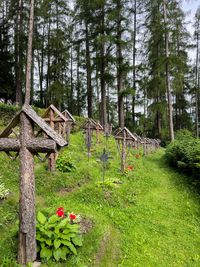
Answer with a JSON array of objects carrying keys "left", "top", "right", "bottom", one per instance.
[
  {"left": 22, "top": 105, "right": 67, "bottom": 148},
  {"left": 0, "top": 111, "right": 20, "bottom": 138},
  {"left": 43, "top": 104, "right": 67, "bottom": 122},
  {"left": 62, "top": 109, "right": 76, "bottom": 123}
]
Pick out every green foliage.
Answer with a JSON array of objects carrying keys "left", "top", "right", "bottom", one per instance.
[
  {"left": 56, "top": 153, "right": 77, "bottom": 173},
  {"left": 165, "top": 130, "right": 200, "bottom": 178},
  {"left": 0, "top": 182, "right": 9, "bottom": 200},
  {"left": 96, "top": 179, "right": 122, "bottom": 189},
  {"left": 36, "top": 211, "right": 83, "bottom": 262}
]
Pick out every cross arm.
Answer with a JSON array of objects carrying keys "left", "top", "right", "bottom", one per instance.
[
  {"left": 26, "top": 138, "right": 57, "bottom": 153},
  {"left": 0, "top": 138, "right": 20, "bottom": 152}
]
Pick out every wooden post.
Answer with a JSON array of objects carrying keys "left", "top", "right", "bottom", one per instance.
[
  {"left": 18, "top": 113, "right": 36, "bottom": 264},
  {"left": 96, "top": 122, "right": 100, "bottom": 143},
  {"left": 121, "top": 130, "right": 126, "bottom": 172},
  {"left": 48, "top": 109, "right": 56, "bottom": 171}
]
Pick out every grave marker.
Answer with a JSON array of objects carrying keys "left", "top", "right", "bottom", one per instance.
[
  {"left": 0, "top": 105, "right": 67, "bottom": 264},
  {"left": 114, "top": 127, "right": 137, "bottom": 172}
]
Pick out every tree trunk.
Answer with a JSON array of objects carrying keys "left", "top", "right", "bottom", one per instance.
[
  {"left": 117, "top": 0, "right": 124, "bottom": 128},
  {"left": 85, "top": 22, "right": 92, "bottom": 117},
  {"left": 132, "top": 0, "right": 137, "bottom": 128},
  {"left": 25, "top": 0, "right": 35, "bottom": 105},
  {"left": 195, "top": 20, "right": 199, "bottom": 138},
  {"left": 76, "top": 43, "right": 81, "bottom": 116},
  {"left": 163, "top": 0, "right": 174, "bottom": 141},
  {"left": 15, "top": 0, "right": 23, "bottom": 106},
  {"left": 100, "top": 5, "right": 107, "bottom": 129}
]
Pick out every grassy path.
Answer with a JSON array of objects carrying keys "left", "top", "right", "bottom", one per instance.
[
  {"left": 0, "top": 133, "right": 199, "bottom": 267},
  {"left": 119, "top": 151, "right": 200, "bottom": 267}
]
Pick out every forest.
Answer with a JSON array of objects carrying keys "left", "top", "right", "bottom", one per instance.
[
  {"left": 0, "top": 1, "right": 200, "bottom": 266},
  {"left": 0, "top": 0, "right": 200, "bottom": 141}
]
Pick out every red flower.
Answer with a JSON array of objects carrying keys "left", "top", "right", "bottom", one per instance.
[
  {"left": 69, "top": 213, "right": 76, "bottom": 220},
  {"left": 127, "top": 166, "right": 134, "bottom": 171},
  {"left": 56, "top": 207, "right": 64, "bottom": 217}
]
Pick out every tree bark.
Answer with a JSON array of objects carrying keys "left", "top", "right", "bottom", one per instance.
[
  {"left": 100, "top": 5, "right": 107, "bottom": 129},
  {"left": 195, "top": 19, "right": 199, "bottom": 138},
  {"left": 116, "top": 0, "right": 124, "bottom": 128},
  {"left": 132, "top": 0, "right": 137, "bottom": 128},
  {"left": 25, "top": 0, "right": 35, "bottom": 105},
  {"left": 85, "top": 22, "right": 92, "bottom": 117},
  {"left": 16, "top": 0, "right": 23, "bottom": 106},
  {"left": 18, "top": 113, "right": 36, "bottom": 264},
  {"left": 163, "top": 0, "right": 174, "bottom": 141}
]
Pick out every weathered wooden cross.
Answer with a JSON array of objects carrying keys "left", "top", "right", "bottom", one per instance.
[
  {"left": 0, "top": 105, "right": 67, "bottom": 264},
  {"left": 62, "top": 109, "right": 76, "bottom": 142},
  {"left": 42, "top": 104, "right": 68, "bottom": 171},
  {"left": 90, "top": 119, "right": 104, "bottom": 144},
  {"left": 83, "top": 119, "right": 97, "bottom": 159},
  {"left": 114, "top": 127, "right": 137, "bottom": 172}
]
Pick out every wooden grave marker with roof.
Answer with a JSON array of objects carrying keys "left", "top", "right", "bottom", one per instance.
[
  {"left": 114, "top": 127, "right": 137, "bottom": 172},
  {"left": 90, "top": 119, "right": 104, "bottom": 143},
  {"left": 42, "top": 104, "right": 68, "bottom": 171},
  {"left": 0, "top": 105, "right": 67, "bottom": 264},
  {"left": 62, "top": 109, "right": 76, "bottom": 142}
]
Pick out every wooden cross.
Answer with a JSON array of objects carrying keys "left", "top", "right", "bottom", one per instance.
[
  {"left": 42, "top": 104, "right": 68, "bottom": 171},
  {"left": 0, "top": 105, "right": 67, "bottom": 264},
  {"left": 82, "top": 119, "right": 97, "bottom": 159},
  {"left": 90, "top": 119, "right": 104, "bottom": 144},
  {"left": 62, "top": 109, "right": 76, "bottom": 143},
  {"left": 114, "top": 127, "right": 137, "bottom": 172}
]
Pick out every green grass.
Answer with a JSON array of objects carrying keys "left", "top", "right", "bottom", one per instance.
[{"left": 0, "top": 131, "right": 199, "bottom": 267}]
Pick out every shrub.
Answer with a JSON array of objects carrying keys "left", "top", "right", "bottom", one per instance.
[
  {"left": 36, "top": 208, "right": 83, "bottom": 262},
  {"left": 56, "top": 153, "right": 76, "bottom": 172},
  {"left": 165, "top": 130, "right": 200, "bottom": 178}
]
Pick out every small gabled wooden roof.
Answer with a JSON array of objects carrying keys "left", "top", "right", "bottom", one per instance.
[
  {"left": 114, "top": 127, "right": 137, "bottom": 141},
  {"left": 43, "top": 104, "right": 67, "bottom": 122},
  {"left": 0, "top": 105, "right": 67, "bottom": 148},
  {"left": 82, "top": 118, "right": 97, "bottom": 130},
  {"left": 90, "top": 119, "right": 104, "bottom": 131},
  {"left": 62, "top": 109, "right": 76, "bottom": 123}
]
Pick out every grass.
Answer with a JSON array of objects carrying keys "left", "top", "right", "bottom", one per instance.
[{"left": 0, "top": 131, "right": 199, "bottom": 267}]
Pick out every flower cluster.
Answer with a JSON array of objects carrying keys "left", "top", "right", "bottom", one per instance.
[
  {"left": 127, "top": 165, "right": 134, "bottom": 171},
  {"left": 56, "top": 207, "right": 80, "bottom": 223}
]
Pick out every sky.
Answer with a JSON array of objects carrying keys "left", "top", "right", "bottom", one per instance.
[{"left": 182, "top": 0, "right": 199, "bottom": 61}]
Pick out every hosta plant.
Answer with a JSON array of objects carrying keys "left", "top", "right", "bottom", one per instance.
[{"left": 36, "top": 208, "right": 83, "bottom": 262}]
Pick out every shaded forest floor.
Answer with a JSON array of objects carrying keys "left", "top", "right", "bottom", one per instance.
[{"left": 0, "top": 132, "right": 199, "bottom": 267}]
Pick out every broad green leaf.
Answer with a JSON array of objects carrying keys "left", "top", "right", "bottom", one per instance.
[
  {"left": 54, "top": 239, "right": 61, "bottom": 249},
  {"left": 48, "top": 214, "right": 61, "bottom": 224},
  {"left": 53, "top": 248, "right": 62, "bottom": 261},
  {"left": 40, "top": 246, "right": 52, "bottom": 260},
  {"left": 57, "top": 218, "right": 69, "bottom": 228},
  {"left": 37, "top": 211, "right": 46, "bottom": 225},
  {"left": 60, "top": 233, "right": 76, "bottom": 239},
  {"left": 60, "top": 247, "right": 70, "bottom": 260},
  {"left": 68, "top": 242, "right": 77, "bottom": 255},
  {"left": 61, "top": 241, "right": 77, "bottom": 255},
  {"left": 45, "top": 239, "right": 52, "bottom": 246},
  {"left": 72, "top": 236, "right": 83, "bottom": 246}
]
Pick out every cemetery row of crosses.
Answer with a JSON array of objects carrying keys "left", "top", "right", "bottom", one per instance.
[{"left": 0, "top": 104, "right": 160, "bottom": 264}]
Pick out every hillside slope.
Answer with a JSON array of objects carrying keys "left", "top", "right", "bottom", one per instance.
[{"left": 0, "top": 131, "right": 199, "bottom": 267}]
